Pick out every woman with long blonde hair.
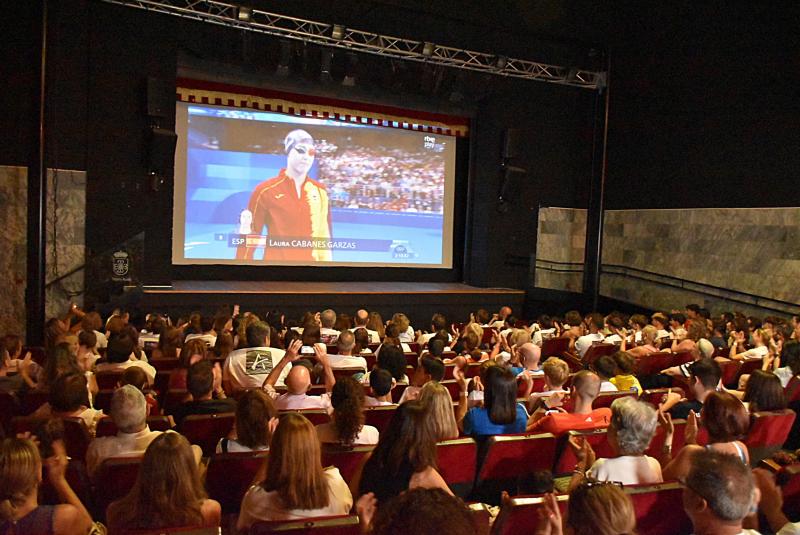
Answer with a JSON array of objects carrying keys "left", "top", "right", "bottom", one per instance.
[
  {"left": 419, "top": 381, "right": 458, "bottom": 441},
  {"left": 237, "top": 413, "right": 353, "bottom": 530},
  {"left": 367, "top": 312, "right": 385, "bottom": 340},
  {"left": 0, "top": 437, "right": 93, "bottom": 534},
  {"left": 106, "top": 432, "right": 220, "bottom": 533}
]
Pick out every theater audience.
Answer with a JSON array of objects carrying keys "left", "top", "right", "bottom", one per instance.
[
  {"left": 183, "top": 313, "right": 217, "bottom": 347},
  {"left": 456, "top": 365, "right": 529, "bottom": 436},
  {"left": 392, "top": 313, "right": 415, "bottom": 343},
  {"left": 741, "top": 369, "right": 787, "bottom": 412},
  {"left": 362, "top": 345, "right": 409, "bottom": 386},
  {"left": 0, "top": 345, "right": 35, "bottom": 394},
  {"left": 661, "top": 391, "right": 750, "bottom": 481},
  {"left": 569, "top": 397, "right": 662, "bottom": 488},
  {"left": 0, "top": 436, "right": 93, "bottom": 535},
  {"left": 211, "top": 331, "right": 234, "bottom": 361},
  {"left": 217, "top": 389, "right": 277, "bottom": 453},
  {"left": 728, "top": 327, "right": 771, "bottom": 362},
  {"left": 575, "top": 313, "right": 605, "bottom": 358},
  {"left": 593, "top": 355, "right": 619, "bottom": 392},
  {"left": 527, "top": 371, "right": 611, "bottom": 434},
  {"left": 319, "top": 309, "right": 340, "bottom": 344},
  {"left": 399, "top": 355, "right": 445, "bottom": 403},
  {"left": 353, "top": 328, "right": 373, "bottom": 355},
  {"left": 622, "top": 324, "right": 660, "bottom": 357},
  {"left": 350, "top": 309, "right": 379, "bottom": 344},
  {"left": 106, "top": 432, "right": 220, "bottom": 533},
  {"left": 31, "top": 372, "right": 105, "bottom": 435},
  {"left": 660, "top": 357, "right": 722, "bottom": 418},
  {"left": 534, "top": 479, "right": 636, "bottom": 535},
  {"left": 775, "top": 340, "right": 800, "bottom": 387},
  {"left": 416, "top": 313, "right": 449, "bottom": 346},
  {"left": 150, "top": 326, "right": 181, "bottom": 360},
  {"left": 168, "top": 337, "right": 208, "bottom": 390},
  {"left": 356, "top": 401, "right": 451, "bottom": 501},
  {"left": 316, "top": 376, "right": 379, "bottom": 446},
  {"left": 237, "top": 413, "right": 352, "bottom": 530},
  {"left": 263, "top": 340, "right": 335, "bottom": 411},
  {"left": 96, "top": 333, "right": 156, "bottom": 384},
  {"left": 609, "top": 351, "right": 643, "bottom": 394},
  {"left": 172, "top": 360, "right": 235, "bottom": 428},
  {"left": 357, "top": 488, "right": 475, "bottom": 535},
  {"left": 329, "top": 330, "right": 368, "bottom": 371},
  {"left": 514, "top": 343, "right": 543, "bottom": 376},
  {"left": 419, "top": 381, "right": 458, "bottom": 441}
]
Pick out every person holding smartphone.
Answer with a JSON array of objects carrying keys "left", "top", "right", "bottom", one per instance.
[{"left": 261, "top": 340, "right": 336, "bottom": 412}]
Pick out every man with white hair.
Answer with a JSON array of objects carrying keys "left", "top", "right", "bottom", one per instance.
[
  {"left": 85, "top": 386, "right": 167, "bottom": 477},
  {"left": 319, "top": 309, "right": 340, "bottom": 344},
  {"left": 236, "top": 128, "right": 332, "bottom": 262}
]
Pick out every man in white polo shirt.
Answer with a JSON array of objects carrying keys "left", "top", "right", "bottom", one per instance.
[
  {"left": 351, "top": 309, "right": 380, "bottom": 344},
  {"left": 329, "top": 330, "right": 368, "bottom": 372},
  {"left": 223, "top": 321, "right": 288, "bottom": 394}
]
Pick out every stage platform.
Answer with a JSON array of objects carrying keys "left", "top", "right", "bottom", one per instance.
[{"left": 140, "top": 281, "right": 525, "bottom": 326}]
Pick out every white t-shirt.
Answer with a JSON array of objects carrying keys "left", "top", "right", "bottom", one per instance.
[
  {"left": 328, "top": 354, "right": 368, "bottom": 371},
  {"left": 532, "top": 328, "right": 556, "bottom": 347},
  {"left": 775, "top": 366, "right": 795, "bottom": 388},
  {"left": 223, "top": 346, "right": 289, "bottom": 393},
  {"left": 237, "top": 467, "right": 353, "bottom": 530},
  {"left": 351, "top": 327, "right": 380, "bottom": 344},
  {"left": 575, "top": 333, "right": 605, "bottom": 357},
  {"left": 600, "top": 381, "right": 618, "bottom": 392},
  {"left": 275, "top": 392, "right": 332, "bottom": 412},
  {"left": 417, "top": 332, "right": 452, "bottom": 346},
  {"left": 364, "top": 397, "right": 395, "bottom": 407},
  {"left": 86, "top": 426, "right": 163, "bottom": 476},
  {"left": 738, "top": 346, "right": 769, "bottom": 360},
  {"left": 315, "top": 422, "right": 379, "bottom": 445},
  {"left": 398, "top": 326, "right": 415, "bottom": 343},
  {"left": 216, "top": 438, "right": 268, "bottom": 454},
  {"left": 604, "top": 334, "right": 623, "bottom": 345},
  {"left": 95, "top": 359, "right": 157, "bottom": 384},
  {"left": 588, "top": 455, "right": 663, "bottom": 486},
  {"left": 94, "top": 330, "right": 108, "bottom": 349}
]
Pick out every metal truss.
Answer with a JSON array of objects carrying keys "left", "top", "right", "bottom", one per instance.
[{"left": 98, "top": 0, "right": 604, "bottom": 89}]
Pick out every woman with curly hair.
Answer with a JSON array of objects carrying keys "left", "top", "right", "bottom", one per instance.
[{"left": 316, "top": 376, "right": 379, "bottom": 446}]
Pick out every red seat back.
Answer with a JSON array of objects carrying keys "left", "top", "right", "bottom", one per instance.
[
  {"left": 249, "top": 515, "right": 360, "bottom": 534},
  {"left": 738, "top": 358, "right": 763, "bottom": 378},
  {"left": 179, "top": 413, "right": 235, "bottom": 457},
  {"left": 93, "top": 389, "right": 115, "bottom": 413},
  {"left": 363, "top": 405, "right": 396, "bottom": 434},
  {"left": 516, "top": 376, "right": 546, "bottom": 398},
  {"left": 582, "top": 343, "right": 617, "bottom": 366},
  {"left": 440, "top": 380, "right": 461, "bottom": 401},
  {"left": 553, "top": 429, "right": 617, "bottom": 475},
  {"left": 96, "top": 371, "right": 125, "bottom": 390},
  {"left": 0, "top": 391, "right": 19, "bottom": 435},
  {"left": 491, "top": 494, "right": 569, "bottom": 535},
  {"left": 331, "top": 368, "right": 364, "bottom": 380},
  {"left": 390, "top": 384, "right": 408, "bottom": 403},
  {"left": 436, "top": 438, "right": 477, "bottom": 498},
  {"left": 541, "top": 337, "right": 569, "bottom": 358},
  {"left": 626, "top": 482, "right": 693, "bottom": 535},
  {"left": 635, "top": 352, "right": 678, "bottom": 376},
  {"left": 320, "top": 445, "right": 374, "bottom": 485},
  {"left": 744, "top": 409, "right": 796, "bottom": 465},
  {"left": 93, "top": 456, "right": 142, "bottom": 520},
  {"left": 20, "top": 390, "right": 49, "bottom": 415},
  {"left": 786, "top": 376, "right": 800, "bottom": 403},
  {"left": 279, "top": 409, "right": 331, "bottom": 427},
  {"left": 476, "top": 433, "right": 557, "bottom": 501},
  {"left": 206, "top": 451, "right": 268, "bottom": 514},
  {"left": 718, "top": 360, "right": 743, "bottom": 388}
]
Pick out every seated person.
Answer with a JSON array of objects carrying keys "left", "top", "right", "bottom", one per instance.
[
  {"left": 528, "top": 357, "right": 571, "bottom": 412},
  {"left": 31, "top": 372, "right": 105, "bottom": 436},
  {"left": 119, "top": 366, "right": 160, "bottom": 415},
  {"left": 328, "top": 330, "right": 368, "bottom": 372},
  {"left": 357, "top": 488, "right": 476, "bottom": 535},
  {"left": 513, "top": 343, "right": 544, "bottom": 376},
  {"left": 456, "top": 365, "right": 529, "bottom": 436},
  {"left": 96, "top": 333, "right": 156, "bottom": 384},
  {"left": 527, "top": 371, "right": 612, "bottom": 435},
  {"left": 237, "top": 413, "right": 352, "bottom": 530},
  {"left": 361, "top": 345, "right": 409, "bottom": 386},
  {"left": 575, "top": 313, "right": 606, "bottom": 358},
  {"left": 622, "top": 324, "right": 660, "bottom": 358},
  {"left": 107, "top": 433, "right": 220, "bottom": 532},
  {"left": 568, "top": 397, "right": 662, "bottom": 487},
  {"left": 316, "top": 376, "right": 379, "bottom": 446},
  {"left": 0, "top": 344, "right": 36, "bottom": 394},
  {"left": 660, "top": 358, "right": 722, "bottom": 419},
  {"left": 609, "top": 351, "right": 643, "bottom": 394},
  {"left": 223, "top": 321, "right": 288, "bottom": 394},
  {"left": 217, "top": 389, "right": 277, "bottom": 454},
  {"left": 263, "top": 340, "right": 335, "bottom": 411},
  {"left": 593, "top": 355, "right": 619, "bottom": 392},
  {"left": 319, "top": 309, "right": 340, "bottom": 345},
  {"left": 398, "top": 356, "right": 445, "bottom": 404},
  {"left": 87, "top": 385, "right": 169, "bottom": 477},
  {"left": 171, "top": 360, "right": 235, "bottom": 428},
  {"left": 419, "top": 381, "right": 458, "bottom": 441},
  {"left": 364, "top": 368, "right": 395, "bottom": 406}
]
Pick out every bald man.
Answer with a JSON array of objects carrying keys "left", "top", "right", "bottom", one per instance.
[
  {"left": 526, "top": 370, "right": 611, "bottom": 434},
  {"left": 261, "top": 339, "right": 335, "bottom": 411},
  {"left": 350, "top": 309, "right": 379, "bottom": 344},
  {"left": 514, "top": 343, "right": 543, "bottom": 376}
]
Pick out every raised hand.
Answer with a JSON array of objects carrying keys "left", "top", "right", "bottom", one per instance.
[{"left": 685, "top": 410, "right": 699, "bottom": 445}]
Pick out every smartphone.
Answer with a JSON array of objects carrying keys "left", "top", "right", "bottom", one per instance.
[{"left": 300, "top": 345, "right": 315, "bottom": 355}]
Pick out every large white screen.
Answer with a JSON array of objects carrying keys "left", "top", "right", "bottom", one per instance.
[{"left": 172, "top": 102, "right": 456, "bottom": 268}]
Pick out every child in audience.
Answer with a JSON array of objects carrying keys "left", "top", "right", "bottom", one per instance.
[
  {"left": 609, "top": 352, "right": 642, "bottom": 395},
  {"left": 528, "top": 357, "right": 570, "bottom": 411},
  {"left": 316, "top": 376, "right": 380, "bottom": 446},
  {"left": 364, "top": 369, "right": 395, "bottom": 406},
  {"left": 593, "top": 355, "right": 619, "bottom": 392},
  {"left": 119, "top": 366, "right": 160, "bottom": 415},
  {"left": 217, "top": 389, "right": 276, "bottom": 453}
]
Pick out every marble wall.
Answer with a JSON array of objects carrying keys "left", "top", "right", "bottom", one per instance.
[
  {"left": 0, "top": 166, "right": 29, "bottom": 338},
  {"left": 0, "top": 166, "right": 86, "bottom": 341},
  {"left": 535, "top": 206, "right": 800, "bottom": 316}
]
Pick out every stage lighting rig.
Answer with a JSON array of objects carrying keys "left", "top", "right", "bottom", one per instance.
[
  {"left": 422, "top": 42, "right": 435, "bottom": 58},
  {"left": 236, "top": 5, "right": 251, "bottom": 21},
  {"left": 331, "top": 24, "right": 345, "bottom": 40}
]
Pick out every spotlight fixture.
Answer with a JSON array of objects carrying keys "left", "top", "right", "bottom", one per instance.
[
  {"left": 422, "top": 42, "right": 434, "bottom": 57},
  {"left": 494, "top": 55, "right": 507, "bottom": 70},
  {"left": 236, "top": 6, "right": 252, "bottom": 21},
  {"left": 331, "top": 24, "right": 345, "bottom": 40}
]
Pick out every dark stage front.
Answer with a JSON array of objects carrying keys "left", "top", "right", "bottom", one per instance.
[{"left": 140, "top": 281, "right": 525, "bottom": 326}]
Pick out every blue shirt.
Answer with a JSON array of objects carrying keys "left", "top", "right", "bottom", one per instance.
[{"left": 463, "top": 403, "right": 528, "bottom": 436}]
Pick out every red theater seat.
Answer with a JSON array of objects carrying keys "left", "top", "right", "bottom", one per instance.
[
  {"left": 93, "top": 456, "right": 142, "bottom": 521},
  {"left": 516, "top": 376, "right": 546, "bottom": 398},
  {"left": 206, "top": 450, "right": 269, "bottom": 514},
  {"left": 390, "top": 384, "right": 408, "bottom": 403},
  {"left": 718, "top": 360, "right": 743, "bottom": 388},
  {"left": 363, "top": 405, "right": 396, "bottom": 433},
  {"left": 249, "top": 515, "right": 360, "bottom": 534},
  {"left": 436, "top": 437, "right": 478, "bottom": 499},
  {"left": 635, "top": 352, "right": 679, "bottom": 376},
  {"left": 491, "top": 494, "right": 569, "bottom": 535},
  {"left": 179, "top": 413, "right": 236, "bottom": 457},
  {"left": 96, "top": 371, "right": 126, "bottom": 390},
  {"left": 93, "top": 389, "right": 115, "bottom": 413},
  {"left": 744, "top": 409, "right": 796, "bottom": 466},
  {"left": 279, "top": 409, "right": 330, "bottom": 427},
  {"left": 12, "top": 416, "right": 92, "bottom": 461},
  {"left": 626, "top": 482, "right": 693, "bottom": 535},
  {"left": 786, "top": 376, "right": 800, "bottom": 403},
  {"left": 553, "top": 429, "right": 617, "bottom": 476},
  {"left": 320, "top": 445, "right": 374, "bottom": 485},
  {"left": 541, "top": 337, "right": 570, "bottom": 358},
  {"left": 582, "top": 343, "right": 617, "bottom": 367},
  {"left": 331, "top": 367, "right": 365, "bottom": 380},
  {"left": 475, "top": 433, "right": 557, "bottom": 502}
]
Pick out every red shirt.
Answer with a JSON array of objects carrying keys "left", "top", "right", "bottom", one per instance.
[
  {"left": 528, "top": 407, "right": 612, "bottom": 436},
  {"left": 236, "top": 170, "right": 331, "bottom": 262}
]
